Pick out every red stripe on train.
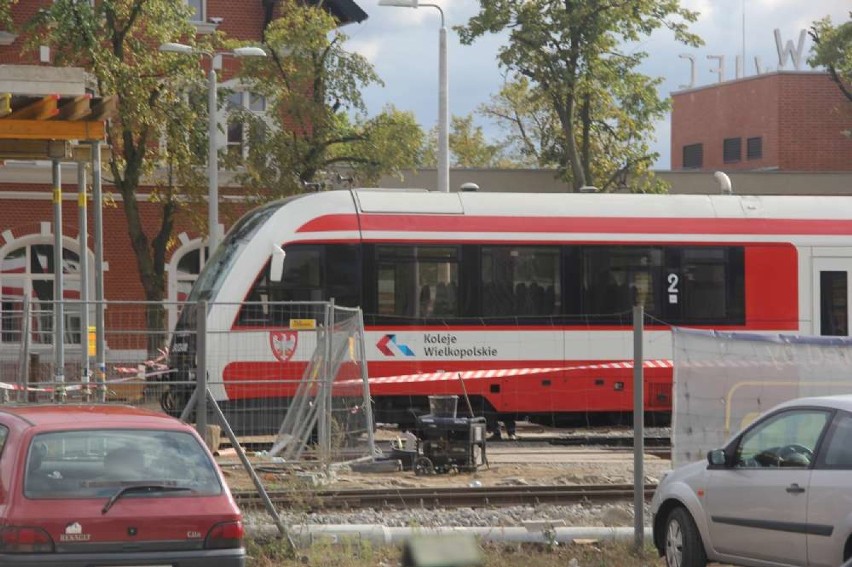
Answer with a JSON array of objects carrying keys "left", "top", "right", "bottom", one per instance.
[
  {"left": 297, "top": 214, "right": 852, "bottom": 236},
  {"left": 220, "top": 360, "right": 674, "bottom": 412}
]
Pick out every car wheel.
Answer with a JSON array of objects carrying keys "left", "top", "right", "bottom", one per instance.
[{"left": 665, "top": 507, "right": 707, "bottom": 567}]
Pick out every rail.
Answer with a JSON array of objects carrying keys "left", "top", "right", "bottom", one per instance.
[{"left": 232, "top": 483, "right": 657, "bottom": 510}]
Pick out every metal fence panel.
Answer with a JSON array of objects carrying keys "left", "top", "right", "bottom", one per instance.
[{"left": 0, "top": 299, "right": 374, "bottom": 466}]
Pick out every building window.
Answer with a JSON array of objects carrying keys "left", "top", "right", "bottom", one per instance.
[
  {"left": 225, "top": 91, "right": 267, "bottom": 159},
  {"left": 682, "top": 144, "right": 703, "bottom": 169},
  {"left": 747, "top": 137, "right": 763, "bottom": 160},
  {"left": 248, "top": 93, "right": 266, "bottom": 112},
  {"left": 225, "top": 92, "right": 244, "bottom": 158},
  {"left": 723, "top": 137, "right": 742, "bottom": 163},
  {"left": 1, "top": 240, "right": 86, "bottom": 346},
  {"left": 167, "top": 239, "right": 209, "bottom": 332},
  {"left": 186, "top": 0, "right": 204, "bottom": 21}
]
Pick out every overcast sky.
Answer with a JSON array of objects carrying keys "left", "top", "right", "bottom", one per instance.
[{"left": 343, "top": 0, "right": 848, "bottom": 170}]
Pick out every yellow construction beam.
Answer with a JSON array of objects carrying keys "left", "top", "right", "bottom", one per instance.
[
  {"left": 56, "top": 94, "right": 93, "bottom": 121},
  {"left": 90, "top": 95, "right": 118, "bottom": 121},
  {"left": 0, "top": 119, "right": 106, "bottom": 141},
  {"left": 0, "top": 139, "right": 70, "bottom": 159},
  {"left": 70, "top": 144, "right": 112, "bottom": 162},
  {"left": 7, "top": 94, "right": 60, "bottom": 120}
]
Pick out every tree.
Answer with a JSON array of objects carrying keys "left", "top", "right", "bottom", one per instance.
[
  {"left": 478, "top": 76, "right": 562, "bottom": 169},
  {"left": 27, "top": 0, "right": 208, "bottom": 353},
  {"left": 421, "top": 113, "right": 510, "bottom": 168},
  {"left": 457, "top": 0, "right": 701, "bottom": 192},
  {"left": 227, "top": 0, "right": 423, "bottom": 197},
  {"left": 0, "top": 0, "right": 16, "bottom": 31},
  {"left": 809, "top": 13, "right": 852, "bottom": 103}
]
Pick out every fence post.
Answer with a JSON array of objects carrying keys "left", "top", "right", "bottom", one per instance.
[
  {"left": 17, "top": 295, "right": 31, "bottom": 403},
  {"left": 318, "top": 300, "right": 334, "bottom": 463},
  {"left": 51, "top": 159, "right": 66, "bottom": 403},
  {"left": 28, "top": 353, "right": 39, "bottom": 403},
  {"left": 77, "top": 161, "right": 90, "bottom": 401},
  {"left": 357, "top": 308, "right": 376, "bottom": 457},
  {"left": 196, "top": 300, "right": 208, "bottom": 439},
  {"left": 91, "top": 141, "right": 106, "bottom": 403},
  {"left": 633, "top": 304, "right": 645, "bottom": 551}
]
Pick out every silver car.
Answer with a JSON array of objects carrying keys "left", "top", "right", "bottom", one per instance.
[{"left": 651, "top": 394, "right": 852, "bottom": 567}]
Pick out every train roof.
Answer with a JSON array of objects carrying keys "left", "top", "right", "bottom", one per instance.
[{"left": 348, "top": 188, "right": 852, "bottom": 220}]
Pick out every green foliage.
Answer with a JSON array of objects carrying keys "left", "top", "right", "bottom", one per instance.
[
  {"left": 227, "top": 0, "right": 423, "bottom": 197},
  {"left": 0, "top": 0, "right": 16, "bottom": 31},
  {"left": 26, "top": 0, "right": 211, "bottom": 349},
  {"left": 809, "top": 12, "right": 852, "bottom": 103},
  {"left": 478, "top": 77, "right": 558, "bottom": 169},
  {"left": 422, "top": 113, "right": 511, "bottom": 168},
  {"left": 457, "top": 0, "right": 701, "bottom": 192}
]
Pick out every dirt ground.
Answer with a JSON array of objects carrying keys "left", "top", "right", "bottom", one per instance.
[{"left": 216, "top": 422, "right": 672, "bottom": 492}]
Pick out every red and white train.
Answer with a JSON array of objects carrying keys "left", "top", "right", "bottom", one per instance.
[{"left": 167, "top": 188, "right": 852, "bottom": 434}]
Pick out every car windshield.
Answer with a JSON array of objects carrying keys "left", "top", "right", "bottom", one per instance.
[{"left": 24, "top": 429, "right": 222, "bottom": 499}]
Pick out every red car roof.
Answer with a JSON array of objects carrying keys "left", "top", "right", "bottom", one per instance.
[{"left": 0, "top": 404, "right": 187, "bottom": 429}]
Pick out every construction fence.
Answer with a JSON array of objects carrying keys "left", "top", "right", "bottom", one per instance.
[
  {"left": 0, "top": 298, "right": 376, "bottom": 466},
  {"left": 672, "top": 327, "right": 852, "bottom": 467}
]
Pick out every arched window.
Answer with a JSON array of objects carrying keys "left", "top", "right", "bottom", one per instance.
[
  {"left": 0, "top": 235, "right": 91, "bottom": 347},
  {"left": 167, "top": 235, "right": 209, "bottom": 331}
]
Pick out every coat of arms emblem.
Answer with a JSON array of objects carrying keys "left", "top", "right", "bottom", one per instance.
[{"left": 270, "top": 331, "right": 298, "bottom": 362}]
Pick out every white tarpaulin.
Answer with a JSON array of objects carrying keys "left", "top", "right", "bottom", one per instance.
[{"left": 672, "top": 327, "right": 852, "bottom": 467}]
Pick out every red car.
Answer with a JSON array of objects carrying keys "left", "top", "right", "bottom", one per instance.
[{"left": 0, "top": 404, "right": 245, "bottom": 567}]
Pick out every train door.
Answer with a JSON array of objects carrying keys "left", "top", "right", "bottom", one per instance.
[{"left": 812, "top": 258, "right": 852, "bottom": 336}]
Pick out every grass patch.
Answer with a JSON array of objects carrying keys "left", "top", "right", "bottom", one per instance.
[{"left": 246, "top": 536, "right": 666, "bottom": 566}]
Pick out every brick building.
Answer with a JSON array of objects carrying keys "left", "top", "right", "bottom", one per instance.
[
  {"left": 671, "top": 71, "right": 852, "bottom": 171},
  {"left": 0, "top": 1, "right": 365, "bottom": 370}
]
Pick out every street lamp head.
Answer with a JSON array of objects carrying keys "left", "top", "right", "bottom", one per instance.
[
  {"left": 159, "top": 42, "right": 195, "bottom": 55},
  {"left": 378, "top": 0, "right": 419, "bottom": 7},
  {"left": 232, "top": 46, "right": 267, "bottom": 58}
]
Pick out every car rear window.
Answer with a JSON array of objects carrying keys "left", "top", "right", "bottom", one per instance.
[{"left": 25, "top": 429, "right": 223, "bottom": 499}]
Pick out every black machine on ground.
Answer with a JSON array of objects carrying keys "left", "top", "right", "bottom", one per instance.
[{"left": 412, "top": 396, "right": 487, "bottom": 475}]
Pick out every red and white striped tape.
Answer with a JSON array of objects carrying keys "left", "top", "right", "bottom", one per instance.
[
  {"left": 0, "top": 374, "right": 146, "bottom": 393},
  {"left": 360, "top": 359, "right": 673, "bottom": 385}
]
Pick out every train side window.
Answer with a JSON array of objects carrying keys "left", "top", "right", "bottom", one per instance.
[
  {"left": 676, "top": 247, "right": 744, "bottom": 324},
  {"left": 376, "top": 245, "right": 459, "bottom": 320},
  {"left": 270, "top": 246, "right": 323, "bottom": 324},
  {"left": 236, "top": 245, "right": 324, "bottom": 327},
  {"left": 325, "top": 245, "right": 361, "bottom": 308},
  {"left": 579, "top": 246, "right": 663, "bottom": 320},
  {"left": 481, "top": 246, "right": 561, "bottom": 319}
]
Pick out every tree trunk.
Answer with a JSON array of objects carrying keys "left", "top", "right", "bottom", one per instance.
[
  {"left": 556, "top": 95, "right": 586, "bottom": 192},
  {"left": 115, "top": 152, "right": 171, "bottom": 359},
  {"left": 580, "top": 93, "right": 593, "bottom": 188}
]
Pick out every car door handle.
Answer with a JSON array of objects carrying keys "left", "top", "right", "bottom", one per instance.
[{"left": 786, "top": 483, "right": 806, "bottom": 494}]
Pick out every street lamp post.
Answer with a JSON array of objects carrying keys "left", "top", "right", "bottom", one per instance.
[
  {"left": 159, "top": 43, "right": 266, "bottom": 255},
  {"left": 379, "top": 0, "right": 449, "bottom": 193}
]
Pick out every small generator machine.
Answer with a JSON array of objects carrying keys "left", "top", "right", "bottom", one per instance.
[{"left": 412, "top": 396, "right": 487, "bottom": 475}]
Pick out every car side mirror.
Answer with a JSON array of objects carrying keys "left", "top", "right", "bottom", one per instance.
[{"left": 707, "top": 448, "right": 728, "bottom": 467}]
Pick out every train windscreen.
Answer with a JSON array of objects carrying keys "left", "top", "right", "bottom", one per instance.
[{"left": 187, "top": 200, "right": 285, "bottom": 303}]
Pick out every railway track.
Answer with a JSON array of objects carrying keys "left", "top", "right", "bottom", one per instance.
[
  {"left": 227, "top": 435, "right": 672, "bottom": 453},
  {"left": 232, "top": 483, "right": 656, "bottom": 511}
]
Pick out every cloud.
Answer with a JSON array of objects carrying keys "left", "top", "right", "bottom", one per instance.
[
  {"left": 349, "top": 0, "right": 849, "bottom": 170},
  {"left": 347, "top": 38, "right": 382, "bottom": 64}
]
